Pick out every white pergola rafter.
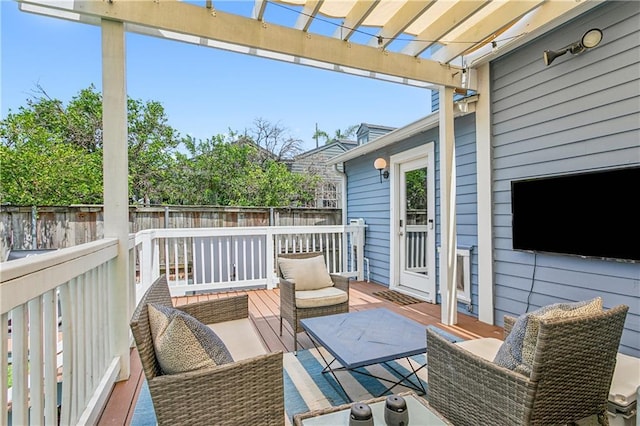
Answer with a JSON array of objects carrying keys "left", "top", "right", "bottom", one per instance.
[
  {"left": 401, "top": 0, "right": 490, "bottom": 58},
  {"left": 430, "top": 0, "right": 545, "bottom": 64},
  {"left": 332, "top": 0, "right": 379, "bottom": 42},
  {"left": 252, "top": 0, "right": 268, "bottom": 21},
  {"left": 295, "top": 0, "right": 324, "bottom": 32},
  {"left": 366, "top": 0, "right": 436, "bottom": 49}
]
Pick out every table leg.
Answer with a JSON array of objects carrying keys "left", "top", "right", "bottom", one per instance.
[{"left": 305, "top": 331, "right": 354, "bottom": 403}]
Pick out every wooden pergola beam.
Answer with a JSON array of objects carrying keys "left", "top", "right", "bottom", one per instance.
[{"left": 18, "top": 0, "right": 466, "bottom": 89}]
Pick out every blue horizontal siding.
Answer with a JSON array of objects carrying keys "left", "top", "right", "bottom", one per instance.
[{"left": 490, "top": 1, "right": 640, "bottom": 356}]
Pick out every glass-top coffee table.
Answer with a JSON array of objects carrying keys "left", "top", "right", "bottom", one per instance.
[
  {"left": 300, "top": 308, "right": 427, "bottom": 403},
  {"left": 293, "top": 391, "right": 451, "bottom": 425}
]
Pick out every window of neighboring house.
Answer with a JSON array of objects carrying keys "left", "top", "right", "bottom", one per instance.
[{"left": 319, "top": 182, "right": 338, "bottom": 208}]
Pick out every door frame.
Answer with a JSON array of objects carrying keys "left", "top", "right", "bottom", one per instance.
[{"left": 389, "top": 143, "right": 436, "bottom": 302}]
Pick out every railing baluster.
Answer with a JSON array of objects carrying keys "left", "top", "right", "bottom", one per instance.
[
  {"left": 12, "top": 305, "right": 28, "bottom": 425},
  {"left": 332, "top": 233, "right": 337, "bottom": 273},
  {"left": 28, "top": 296, "right": 44, "bottom": 423},
  {"left": 59, "top": 281, "right": 73, "bottom": 425},
  {"left": 73, "top": 276, "right": 83, "bottom": 422},
  {"left": 217, "top": 237, "right": 223, "bottom": 283},
  {"left": 240, "top": 238, "right": 244, "bottom": 281},
  {"left": 183, "top": 238, "right": 189, "bottom": 285},
  {"left": 250, "top": 238, "right": 255, "bottom": 280},
  {"left": 164, "top": 237, "right": 170, "bottom": 282},
  {"left": 226, "top": 237, "right": 232, "bottom": 282},
  {"left": 43, "top": 289, "right": 58, "bottom": 425},
  {"left": 88, "top": 269, "right": 97, "bottom": 396},
  {"left": 338, "top": 233, "right": 343, "bottom": 272}
]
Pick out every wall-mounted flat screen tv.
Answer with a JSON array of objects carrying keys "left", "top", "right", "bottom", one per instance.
[{"left": 511, "top": 166, "right": 640, "bottom": 262}]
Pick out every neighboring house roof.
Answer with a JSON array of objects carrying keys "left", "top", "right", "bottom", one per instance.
[
  {"left": 330, "top": 113, "right": 439, "bottom": 165},
  {"left": 356, "top": 123, "right": 397, "bottom": 134},
  {"left": 329, "top": 101, "right": 476, "bottom": 165},
  {"left": 231, "top": 138, "right": 278, "bottom": 160},
  {"left": 294, "top": 139, "right": 357, "bottom": 160}
]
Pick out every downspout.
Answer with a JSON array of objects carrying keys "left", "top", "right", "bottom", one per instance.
[
  {"left": 334, "top": 162, "right": 348, "bottom": 225},
  {"left": 335, "top": 162, "right": 368, "bottom": 280}
]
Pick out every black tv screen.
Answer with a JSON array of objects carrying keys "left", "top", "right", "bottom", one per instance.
[{"left": 511, "top": 166, "right": 640, "bottom": 262}]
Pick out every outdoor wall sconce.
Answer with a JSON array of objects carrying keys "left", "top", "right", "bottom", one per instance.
[
  {"left": 374, "top": 158, "right": 389, "bottom": 183},
  {"left": 543, "top": 28, "right": 603, "bottom": 66}
]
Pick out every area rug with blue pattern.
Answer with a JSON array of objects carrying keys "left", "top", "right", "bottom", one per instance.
[{"left": 131, "top": 325, "right": 463, "bottom": 425}]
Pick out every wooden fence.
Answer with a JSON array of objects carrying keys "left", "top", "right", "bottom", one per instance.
[{"left": 0, "top": 205, "right": 341, "bottom": 261}]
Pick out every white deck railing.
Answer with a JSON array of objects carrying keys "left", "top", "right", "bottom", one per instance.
[
  {"left": 0, "top": 237, "right": 135, "bottom": 425},
  {"left": 2, "top": 224, "right": 363, "bottom": 424},
  {"left": 134, "top": 224, "right": 366, "bottom": 298}
]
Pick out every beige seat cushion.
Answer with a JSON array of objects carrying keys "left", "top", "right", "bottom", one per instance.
[
  {"left": 278, "top": 254, "right": 334, "bottom": 291},
  {"left": 208, "top": 318, "right": 267, "bottom": 361},
  {"left": 456, "top": 338, "right": 503, "bottom": 362},
  {"left": 295, "top": 286, "right": 348, "bottom": 308}
]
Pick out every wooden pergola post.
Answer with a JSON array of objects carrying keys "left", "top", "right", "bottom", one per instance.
[
  {"left": 102, "top": 18, "right": 130, "bottom": 380},
  {"left": 439, "top": 86, "right": 458, "bottom": 325}
]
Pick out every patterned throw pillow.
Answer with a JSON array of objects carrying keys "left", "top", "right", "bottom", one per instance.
[
  {"left": 147, "top": 303, "right": 233, "bottom": 375},
  {"left": 493, "top": 298, "right": 603, "bottom": 376},
  {"left": 278, "top": 254, "right": 334, "bottom": 291}
]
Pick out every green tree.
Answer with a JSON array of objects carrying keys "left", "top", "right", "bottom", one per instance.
[
  {"left": 0, "top": 85, "right": 181, "bottom": 205},
  {"left": 1, "top": 86, "right": 320, "bottom": 207},
  {"left": 312, "top": 124, "right": 358, "bottom": 145},
  {"left": 0, "top": 137, "right": 103, "bottom": 205},
  {"left": 127, "top": 97, "right": 180, "bottom": 204},
  {"left": 178, "top": 134, "right": 319, "bottom": 207}
]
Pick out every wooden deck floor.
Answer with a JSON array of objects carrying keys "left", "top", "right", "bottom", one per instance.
[{"left": 97, "top": 281, "right": 503, "bottom": 425}]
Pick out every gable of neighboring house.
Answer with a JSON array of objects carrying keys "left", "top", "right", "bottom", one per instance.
[
  {"left": 356, "top": 123, "right": 396, "bottom": 145},
  {"left": 290, "top": 140, "right": 357, "bottom": 208},
  {"left": 489, "top": 1, "right": 639, "bottom": 356}
]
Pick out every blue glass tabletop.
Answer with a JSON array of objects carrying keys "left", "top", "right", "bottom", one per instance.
[{"left": 300, "top": 308, "right": 427, "bottom": 369}]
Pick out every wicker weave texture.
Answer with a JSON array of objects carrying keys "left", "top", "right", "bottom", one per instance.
[
  {"left": 277, "top": 252, "right": 350, "bottom": 351},
  {"left": 130, "top": 275, "right": 285, "bottom": 425},
  {"left": 427, "top": 304, "right": 628, "bottom": 426}
]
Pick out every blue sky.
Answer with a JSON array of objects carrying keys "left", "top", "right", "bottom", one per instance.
[{"left": 1, "top": 1, "right": 432, "bottom": 152}]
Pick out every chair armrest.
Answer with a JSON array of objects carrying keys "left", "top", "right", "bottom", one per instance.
[
  {"left": 279, "top": 277, "right": 296, "bottom": 303},
  {"left": 427, "top": 329, "right": 532, "bottom": 426},
  {"left": 176, "top": 294, "right": 248, "bottom": 324},
  {"left": 149, "top": 351, "right": 284, "bottom": 425},
  {"left": 330, "top": 274, "right": 350, "bottom": 294},
  {"left": 503, "top": 315, "right": 517, "bottom": 338}
]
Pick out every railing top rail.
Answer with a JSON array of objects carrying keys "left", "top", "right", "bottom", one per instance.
[
  {"left": 1, "top": 238, "right": 118, "bottom": 314},
  {"left": 136, "top": 224, "right": 357, "bottom": 241}
]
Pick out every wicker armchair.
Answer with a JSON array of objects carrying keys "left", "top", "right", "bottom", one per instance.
[
  {"left": 130, "top": 275, "right": 284, "bottom": 425},
  {"left": 278, "top": 252, "right": 350, "bottom": 352},
  {"left": 426, "top": 304, "right": 628, "bottom": 426}
]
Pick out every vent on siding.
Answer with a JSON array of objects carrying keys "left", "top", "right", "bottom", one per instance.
[{"left": 456, "top": 248, "right": 471, "bottom": 304}]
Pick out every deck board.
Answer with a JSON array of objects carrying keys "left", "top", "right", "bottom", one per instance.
[{"left": 97, "top": 281, "right": 503, "bottom": 425}]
